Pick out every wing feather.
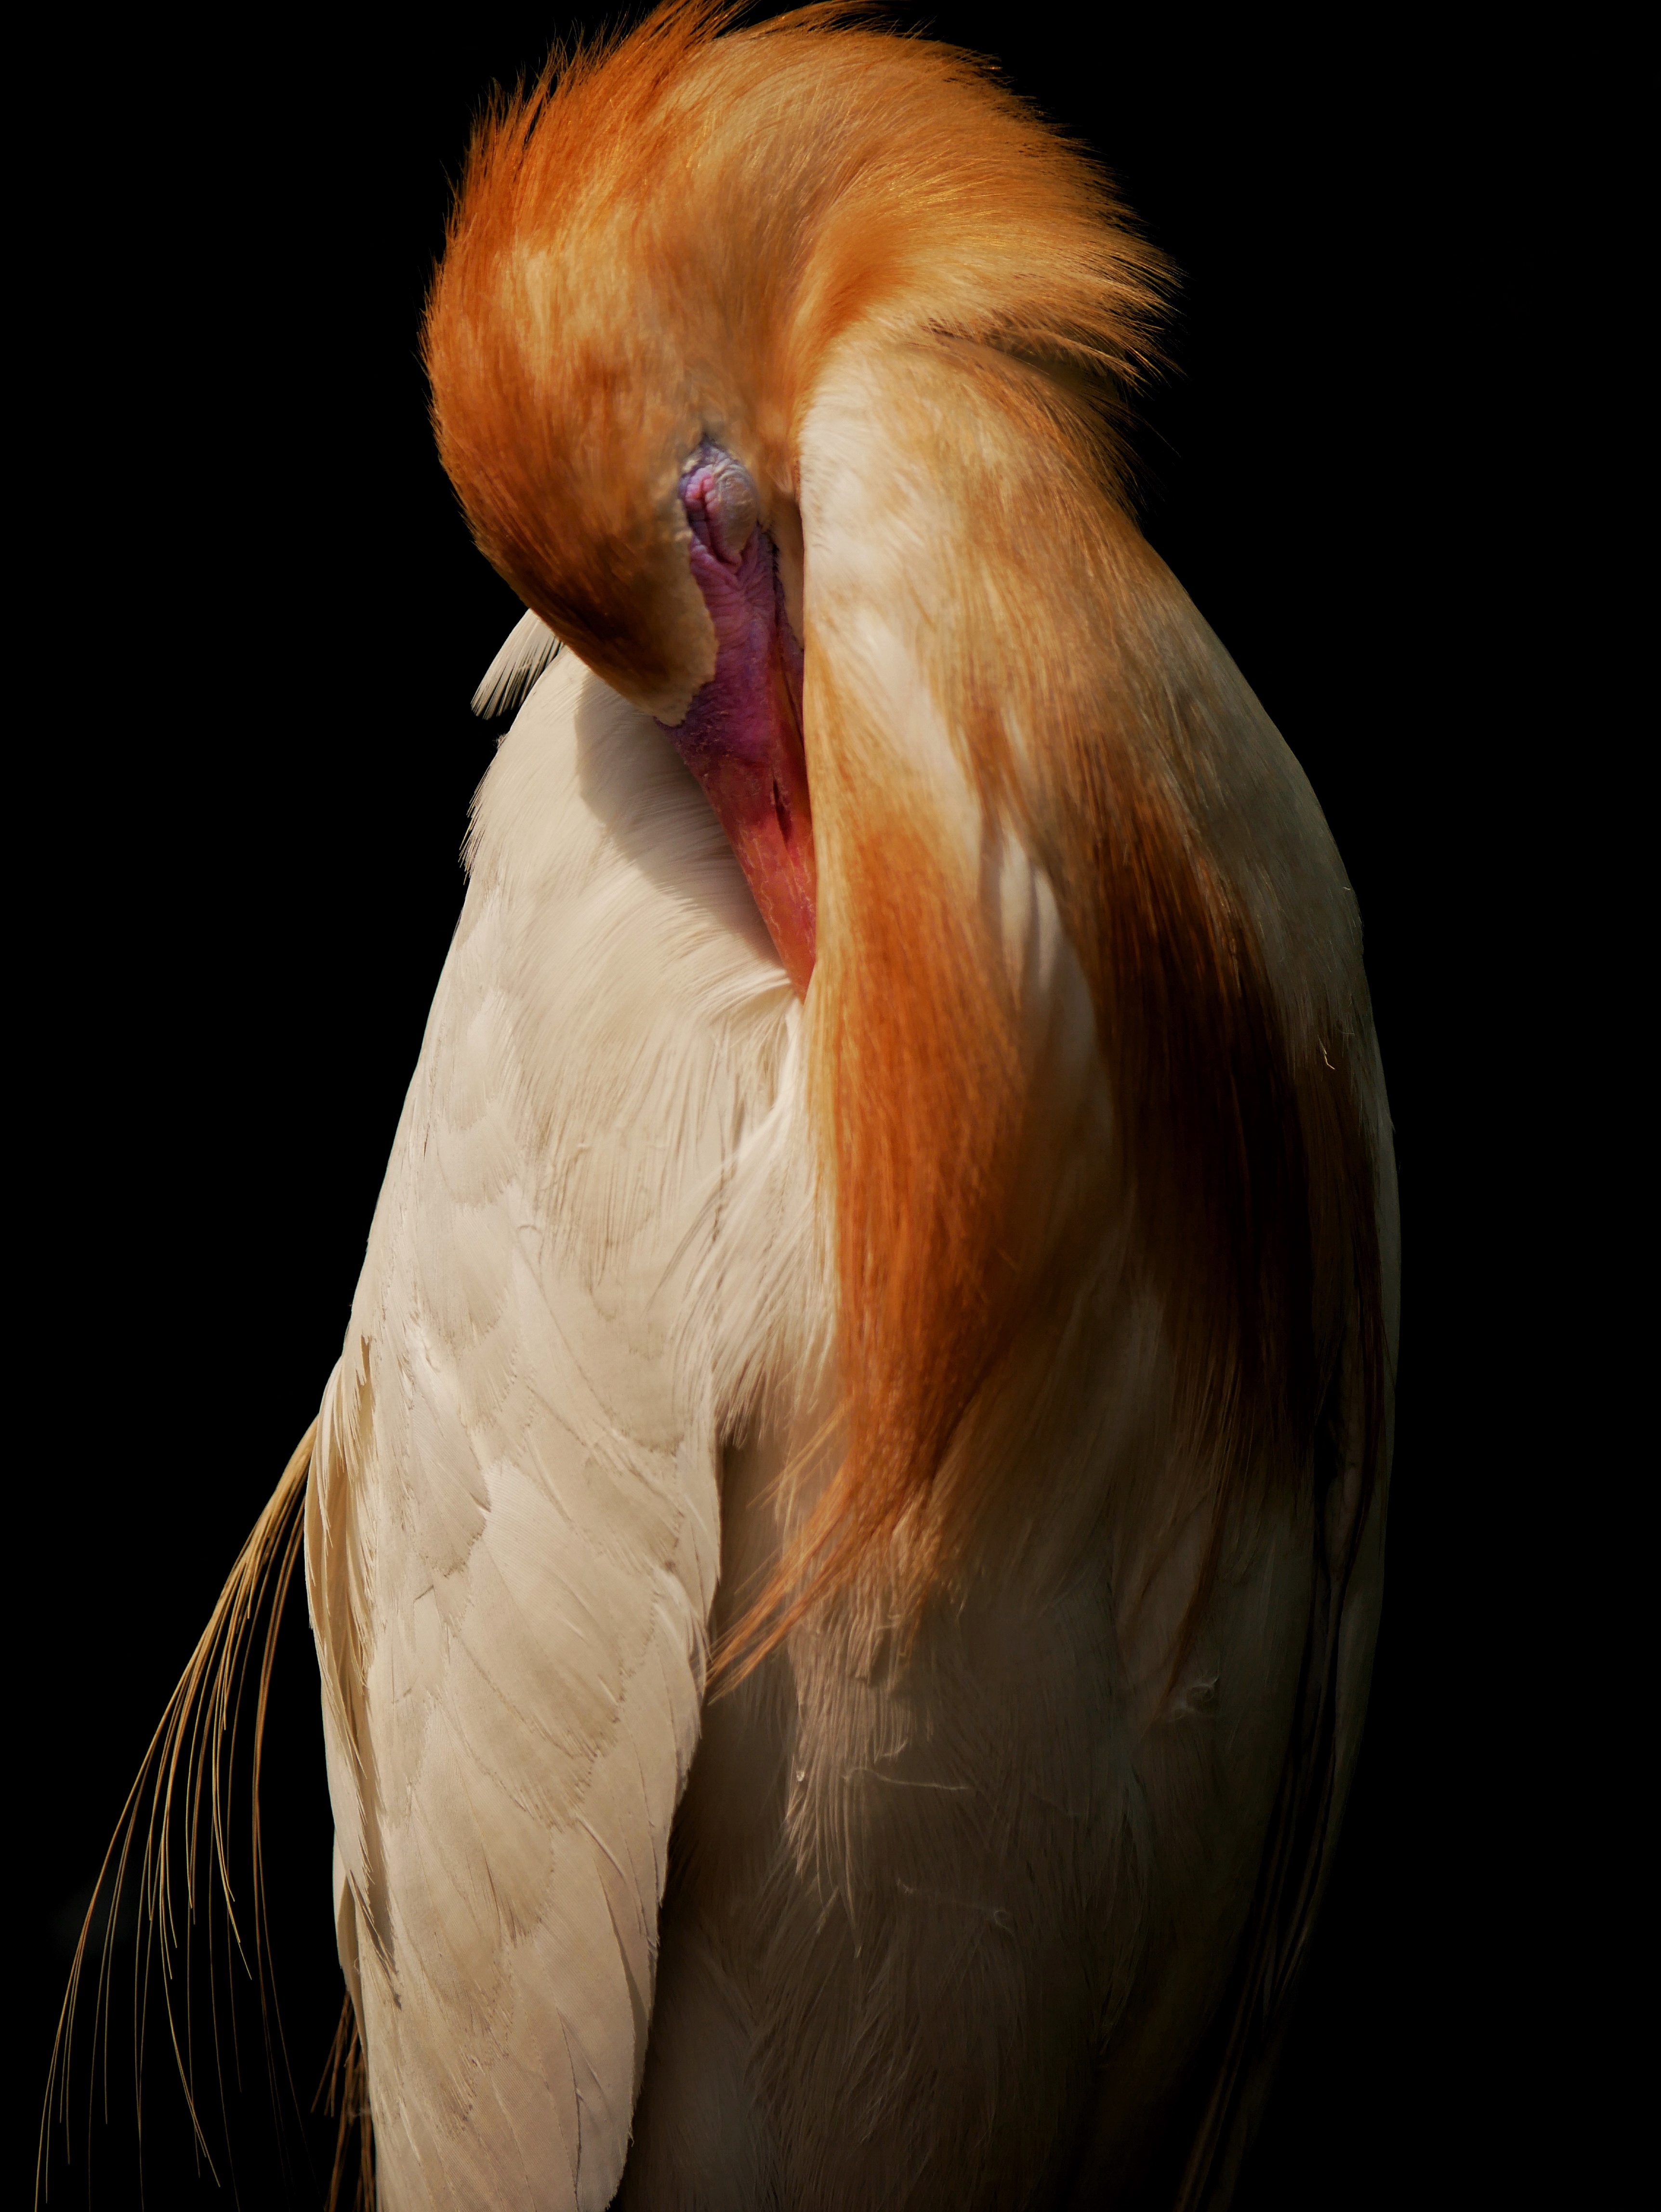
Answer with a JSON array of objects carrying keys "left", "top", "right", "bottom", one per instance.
[
  {"left": 1176, "top": 1048, "right": 1400, "bottom": 2209},
  {"left": 305, "top": 642, "right": 806, "bottom": 2209}
]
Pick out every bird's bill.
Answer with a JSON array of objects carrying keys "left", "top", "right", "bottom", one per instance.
[
  {"left": 662, "top": 446, "right": 817, "bottom": 997},
  {"left": 685, "top": 711, "right": 817, "bottom": 999}
]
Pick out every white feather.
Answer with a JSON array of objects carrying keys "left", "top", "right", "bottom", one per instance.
[
  {"left": 306, "top": 643, "right": 815, "bottom": 2211},
  {"left": 471, "top": 606, "right": 562, "bottom": 718}
]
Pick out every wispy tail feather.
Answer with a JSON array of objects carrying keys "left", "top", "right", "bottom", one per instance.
[
  {"left": 38, "top": 1422, "right": 318, "bottom": 2204},
  {"left": 317, "top": 1991, "right": 376, "bottom": 2212}
]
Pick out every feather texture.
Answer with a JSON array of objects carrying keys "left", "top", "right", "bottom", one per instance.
[
  {"left": 306, "top": 647, "right": 819, "bottom": 2209},
  {"left": 303, "top": 6, "right": 1400, "bottom": 2202},
  {"left": 40, "top": 1427, "right": 315, "bottom": 2197},
  {"left": 471, "top": 606, "right": 562, "bottom": 719},
  {"left": 423, "top": 2, "right": 1390, "bottom": 1669},
  {"left": 43, "top": 13, "right": 1400, "bottom": 2206}
]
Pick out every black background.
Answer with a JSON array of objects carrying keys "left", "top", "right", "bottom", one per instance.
[{"left": 19, "top": 6, "right": 1576, "bottom": 2208}]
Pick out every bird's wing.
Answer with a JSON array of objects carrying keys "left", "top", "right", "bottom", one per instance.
[
  {"left": 1176, "top": 1039, "right": 1401, "bottom": 2211},
  {"left": 306, "top": 645, "right": 801, "bottom": 2212}
]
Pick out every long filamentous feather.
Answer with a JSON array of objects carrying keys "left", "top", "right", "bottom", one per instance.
[
  {"left": 470, "top": 606, "right": 561, "bottom": 718},
  {"left": 37, "top": 1424, "right": 316, "bottom": 2204},
  {"left": 318, "top": 1994, "right": 376, "bottom": 2212}
]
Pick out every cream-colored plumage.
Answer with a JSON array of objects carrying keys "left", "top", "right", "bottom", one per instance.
[{"left": 306, "top": 647, "right": 818, "bottom": 2208}]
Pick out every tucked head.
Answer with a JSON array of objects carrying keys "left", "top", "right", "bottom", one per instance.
[
  {"left": 666, "top": 444, "right": 816, "bottom": 993},
  {"left": 420, "top": 8, "right": 1385, "bottom": 1669},
  {"left": 422, "top": 7, "right": 1160, "bottom": 1006},
  {"left": 422, "top": 4, "right": 1161, "bottom": 716}
]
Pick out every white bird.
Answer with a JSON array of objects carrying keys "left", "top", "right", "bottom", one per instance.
[{"left": 53, "top": 9, "right": 1399, "bottom": 2208}]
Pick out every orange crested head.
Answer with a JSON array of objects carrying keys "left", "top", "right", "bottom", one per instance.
[{"left": 422, "top": 1, "right": 1167, "bottom": 720}]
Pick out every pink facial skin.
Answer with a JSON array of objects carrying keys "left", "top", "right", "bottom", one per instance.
[{"left": 662, "top": 446, "right": 817, "bottom": 998}]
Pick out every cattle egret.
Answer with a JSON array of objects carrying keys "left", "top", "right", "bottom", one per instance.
[{"left": 49, "top": 9, "right": 1398, "bottom": 2208}]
